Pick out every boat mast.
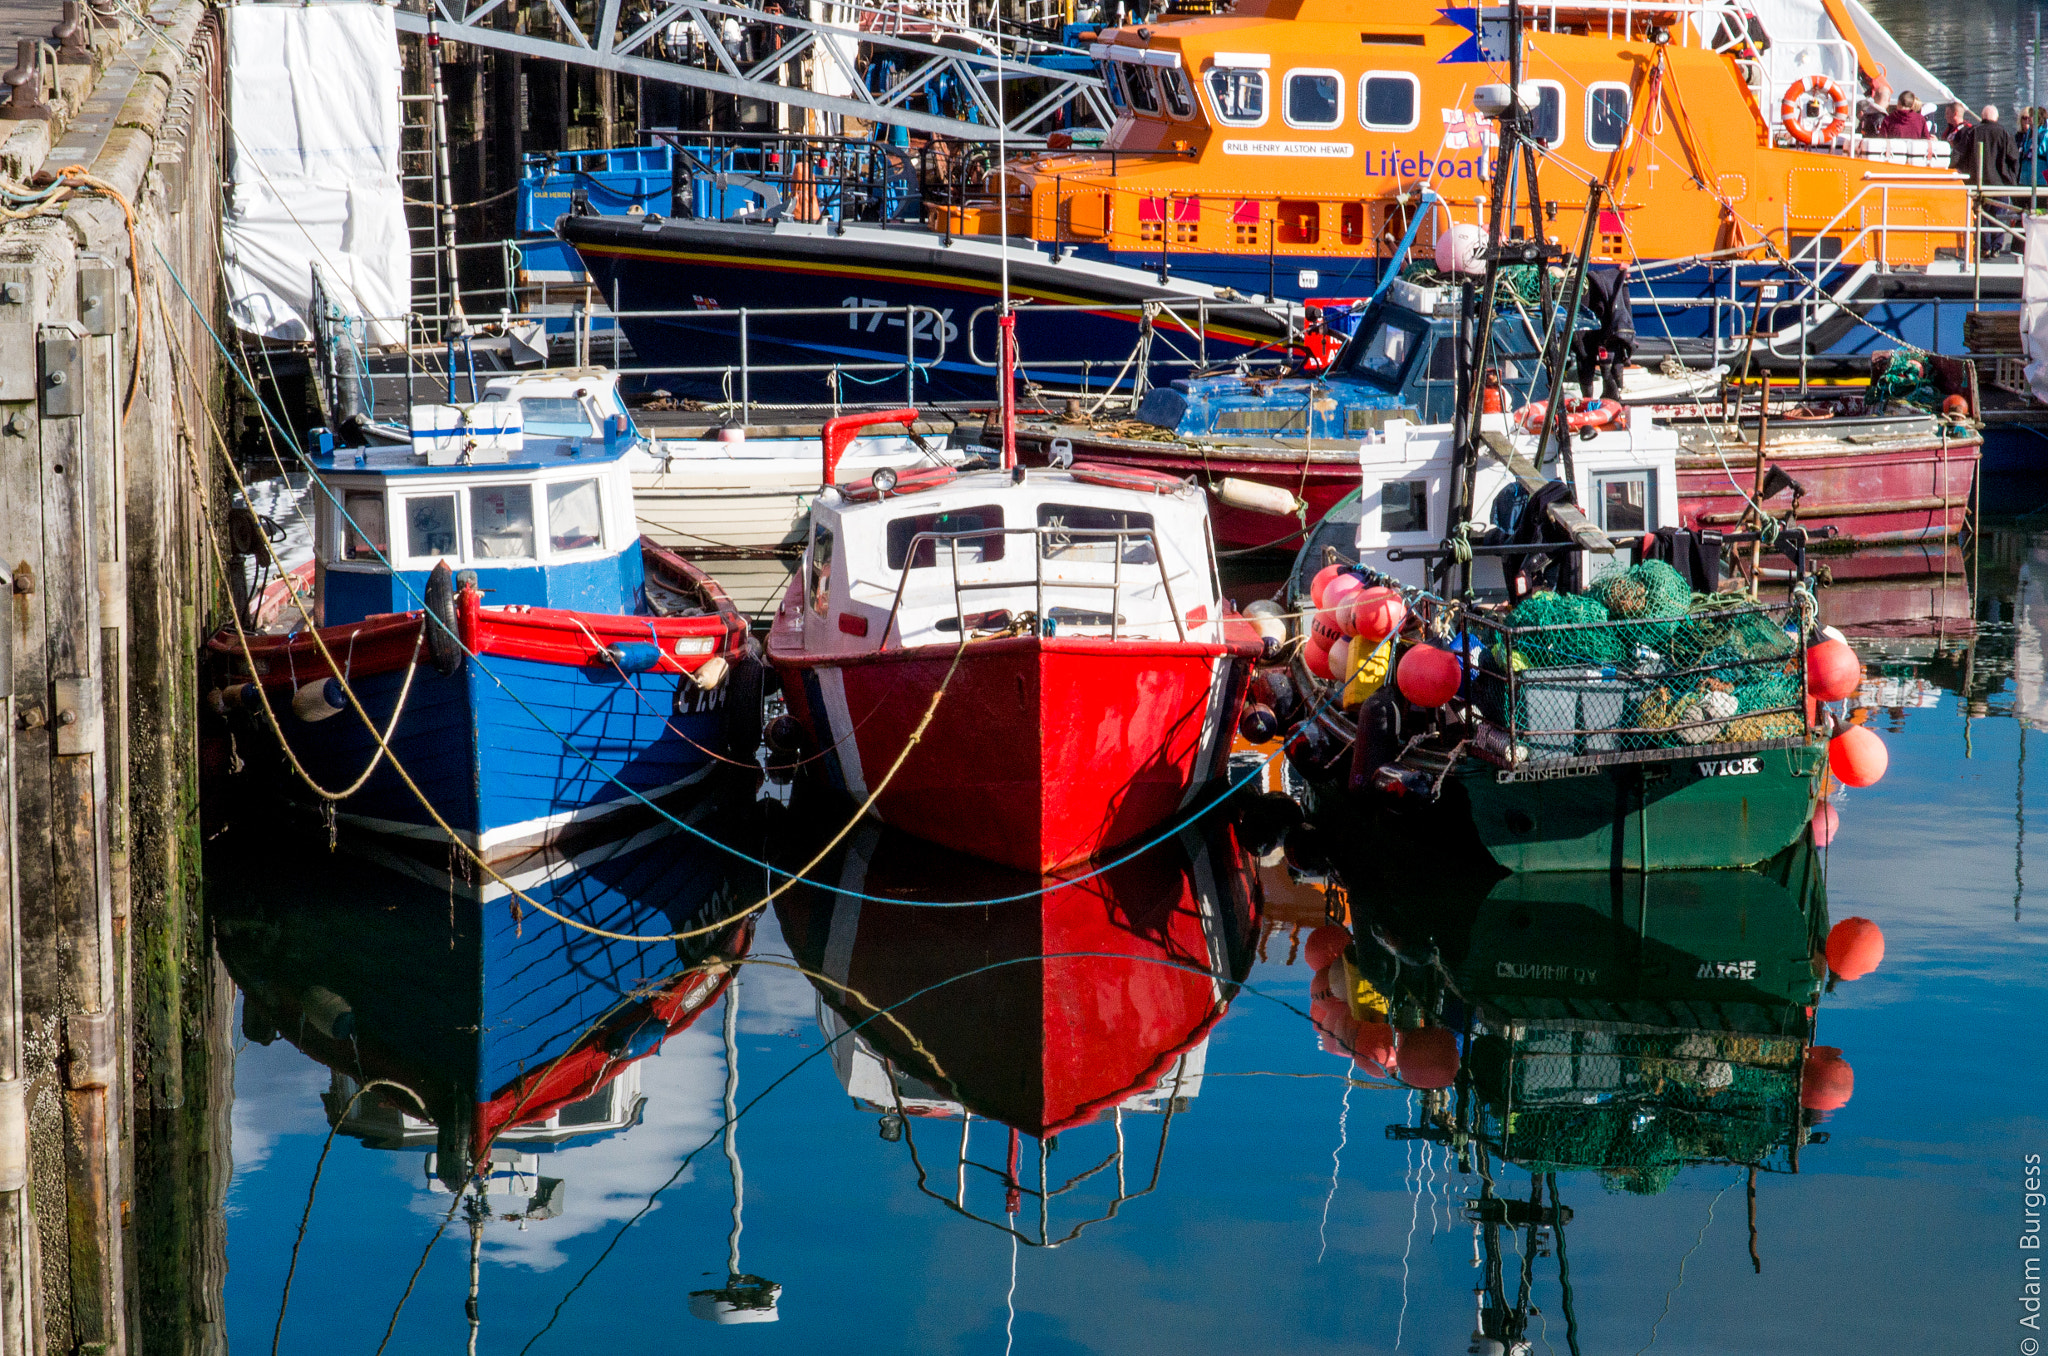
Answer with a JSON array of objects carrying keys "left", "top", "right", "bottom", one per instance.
[{"left": 995, "top": 6, "right": 1018, "bottom": 469}]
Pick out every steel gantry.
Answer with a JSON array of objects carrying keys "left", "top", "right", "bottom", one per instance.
[{"left": 391, "top": 0, "right": 1115, "bottom": 140}]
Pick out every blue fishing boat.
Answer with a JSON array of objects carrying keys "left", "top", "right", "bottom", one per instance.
[{"left": 206, "top": 370, "right": 762, "bottom": 863}]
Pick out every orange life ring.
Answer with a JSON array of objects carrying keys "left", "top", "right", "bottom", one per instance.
[
  {"left": 1780, "top": 75, "right": 1851, "bottom": 146},
  {"left": 1513, "top": 397, "right": 1621, "bottom": 434}
]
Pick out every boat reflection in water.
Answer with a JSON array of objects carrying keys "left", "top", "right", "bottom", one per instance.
[
  {"left": 213, "top": 809, "right": 757, "bottom": 1224},
  {"left": 774, "top": 815, "right": 1259, "bottom": 1243},
  {"left": 1339, "top": 846, "right": 1840, "bottom": 1354}
]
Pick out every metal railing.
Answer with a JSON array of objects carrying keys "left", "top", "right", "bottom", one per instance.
[
  {"left": 878, "top": 524, "right": 1189, "bottom": 647},
  {"left": 962, "top": 298, "right": 1310, "bottom": 397}
]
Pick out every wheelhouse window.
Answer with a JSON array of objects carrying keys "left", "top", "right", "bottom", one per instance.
[
  {"left": 517, "top": 396, "right": 596, "bottom": 437},
  {"left": 341, "top": 489, "right": 387, "bottom": 562},
  {"left": 1038, "top": 504, "right": 1156, "bottom": 564},
  {"left": 886, "top": 505, "right": 1006, "bottom": 570},
  {"left": 1101, "top": 59, "right": 1126, "bottom": 109},
  {"left": 1528, "top": 81, "right": 1564, "bottom": 147},
  {"left": 547, "top": 479, "right": 605, "bottom": 553},
  {"left": 1119, "top": 63, "right": 1160, "bottom": 115},
  {"left": 403, "top": 494, "right": 459, "bottom": 563},
  {"left": 1284, "top": 69, "right": 1342, "bottom": 129},
  {"left": 1346, "top": 310, "right": 1428, "bottom": 389},
  {"left": 1359, "top": 72, "right": 1419, "bottom": 132},
  {"left": 808, "top": 525, "right": 833, "bottom": 616},
  {"left": 1588, "top": 83, "right": 1631, "bottom": 151},
  {"left": 469, "top": 485, "right": 536, "bottom": 560},
  {"left": 1159, "top": 66, "right": 1196, "bottom": 119},
  {"left": 1204, "top": 67, "right": 1267, "bottom": 127},
  {"left": 1595, "top": 471, "right": 1654, "bottom": 533},
  {"left": 1381, "top": 481, "right": 1429, "bottom": 534}
]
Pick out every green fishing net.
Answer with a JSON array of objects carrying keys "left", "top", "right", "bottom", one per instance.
[
  {"left": 1475, "top": 587, "right": 1805, "bottom": 758},
  {"left": 1467, "top": 1027, "right": 1803, "bottom": 1186},
  {"left": 1869, "top": 352, "right": 1943, "bottom": 411}
]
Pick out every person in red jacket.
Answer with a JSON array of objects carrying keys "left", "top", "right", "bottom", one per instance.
[{"left": 1878, "top": 91, "right": 1930, "bottom": 139}]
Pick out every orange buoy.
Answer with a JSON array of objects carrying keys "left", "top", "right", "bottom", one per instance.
[
  {"left": 1828, "top": 724, "right": 1889, "bottom": 787},
  {"left": 1807, "top": 639, "right": 1864, "bottom": 703},
  {"left": 1347, "top": 587, "right": 1407, "bottom": 645},
  {"left": 1303, "top": 924, "right": 1350, "bottom": 972},
  {"left": 1812, "top": 801, "right": 1840, "bottom": 847},
  {"left": 1311, "top": 997, "right": 1357, "bottom": 1056},
  {"left": 1310, "top": 564, "right": 1347, "bottom": 609},
  {"left": 1352, "top": 1021, "right": 1397, "bottom": 1077},
  {"left": 1395, "top": 1026, "right": 1460, "bottom": 1088},
  {"left": 1396, "top": 644, "right": 1463, "bottom": 708},
  {"left": 1304, "top": 634, "right": 1335, "bottom": 680},
  {"left": 1309, "top": 966, "right": 1333, "bottom": 1001},
  {"left": 1800, "top": 1046, "right": 1854, "bottom": 1111},
  {"left": 1825, "top": 916, "right": 1885, "bottom": 980}
]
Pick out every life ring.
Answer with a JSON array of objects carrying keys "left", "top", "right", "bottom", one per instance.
[
  {"left": 1780, "top": 75, "right": 1851, "bottom": 147},
  {"left": 1067, "top": 462, "right": 1192, "bottom": 494},
  {"left": 1513, "top": 397, "right": 1622, "bottom": 435}
]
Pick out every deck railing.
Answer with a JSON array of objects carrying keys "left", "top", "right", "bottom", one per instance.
[{"left": 876, "top": 524, "right": 1190, "bottom": 647}]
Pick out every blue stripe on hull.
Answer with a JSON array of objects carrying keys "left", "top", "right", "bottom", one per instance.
[{"left": 247, "top": 653, "right": 725, "bottom": 851}]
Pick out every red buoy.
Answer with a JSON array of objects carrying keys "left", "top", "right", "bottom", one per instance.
[
  {"left": 1310, "top": 564, "right": 1347, "bottom": 609},
  {"left": 1351, "top": 1021, "right": 1397, "bottom": 1077},
  {"left": 1309, "top": 608, "right": 1346, "bottom": 649},
  {"left": 1807, "top": 639, "right": 1864, "bottom": 703},
  {"left": 1828, "top": 724, "right": 1889, "bottom": 787},
  {"left": 1801, "top": 1046, "right": 1854, "bottom": 1111},
  {"left": 1309, "top": 966, "right": 1333, "bottom": 1001},
  {"left": 1347, "top": 587, "right": 1408, "bottom": 645},
  {"left": 1396, "top": 644, "right": 1463, "bottom": 708},
  {"left": 1396, "top": 1027, "right": 1460, "bottom": 1088},
  {"left": 1812, "top": 801, "right": 1840, "bottom": 847},
  {"left": 1825, "top": 916, "right": 1885, "bottom": 980},
  {"left": 1303, "top": 924, "right": 1349, "bottom": 972},
  {"left": 1323, "top": 573, "right": 1365, "bottom": 622},
  {"left": 1311, "top": 997, "right": 1357, "bottom": 1057},
  {"left": 1303, "top": 634, "right": 1334, "bottom": 681}
]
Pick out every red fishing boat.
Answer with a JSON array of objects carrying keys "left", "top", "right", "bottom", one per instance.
[{"left": 766, "top": 408, "right": 1265, "bottom": 873}]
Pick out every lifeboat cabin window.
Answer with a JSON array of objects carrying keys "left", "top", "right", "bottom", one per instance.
[
  {"left": 513, "top": 395, "right": 599, "bottom": 437},
  {"left": 1347, "top": 309, "right": 1427, "bottom": 388},
  {"left": 1160, "top": 67, "right": 1196, "bottom": 119},
  {"left": 1381, "top": 481, "right": 1428, "bottom": 534},
  {"left": 1359, "top": 72, "right": 1420, "bottom": 132},
  {"left": 403, "top": 494, "right": 460, "bottom": 564},
  {"left": 547, "top": 478, "right": 606, "bottom": 554},
  {"left": 1285, "top": 70, "right": 1343, "bottom": 129},
  {"left": 1205, "top": 66, "right": 1267, "bottom": 127},
  {"left": 1102, "top": 59, "right": 1126, "bottom": 110},
  {"left": 886, "top": 506, "right": 1007, "bottom": 570},
  {"left": 1527, "top": 80, "right": 1564, "bottom": 147},
  {"left": 1594, "top": 471, "right": 1654, "bottom": 533},
  {"left": 1121, "top": 64, "right": 1161, "bottom": 115},
  {"left": 342, "top": 489, "right": 387, "bottom": 562},
  {"left": 470, "top": 484, "right": 536, "bottom": 560},
  {"left": 1038, "top": 504, "right": 1157, "bottom": 564},
  {"left": 1587, "top": 83, "right": 1631, "bottom": 151}
]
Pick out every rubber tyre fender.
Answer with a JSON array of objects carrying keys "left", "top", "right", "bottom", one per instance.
[
  {"left": 424, "top": 561, "right": 464, "bottom": 678},
  {"left": 721, "top": 652, "right": 768, "bottom": 761}
]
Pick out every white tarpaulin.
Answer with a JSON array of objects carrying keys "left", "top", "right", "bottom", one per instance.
[
  {"left": 221, "top": 2, "right": 409, "bottom": 346},
  {"left": 2023, "top": 216, "right": 2048, "bottom": 404}
]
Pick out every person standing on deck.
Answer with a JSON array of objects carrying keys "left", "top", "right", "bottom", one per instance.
[
  {"left": 1879, "top": 92, "right": 1930, "bottom": 140},
  {"left": 1573, "top": 264, "right": 1634, "bottom": 402},
  {"left": 1968, "top": 106, "right": 2022, "bottom": 254}
]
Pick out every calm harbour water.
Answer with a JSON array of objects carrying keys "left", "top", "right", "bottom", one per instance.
[{"left": 207, "top": 25, "right": 2048, "bottom": 1356}]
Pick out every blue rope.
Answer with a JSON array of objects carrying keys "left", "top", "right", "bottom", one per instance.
[{"left": 160, "top": 244, "right": 1355, "bottom": 908}]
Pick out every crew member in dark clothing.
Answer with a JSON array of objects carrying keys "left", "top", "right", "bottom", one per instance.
[
  {"left": 1573, "top": 263, "right": 1634, "bottom": 401},
  {"left": 1970, "top": 105, "right": 2022, "bottom": 253}
]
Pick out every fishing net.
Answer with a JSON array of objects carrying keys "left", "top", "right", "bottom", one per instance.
[
  {"left": 1469, "top": 594, "right": 1807, "bottom": 760},
  {"left": 1467, "top": 1025, "right": 1804, "bottom": 1184},
  {"left": 1868, "top": 352, "right": 1943, "bottom": 411}
]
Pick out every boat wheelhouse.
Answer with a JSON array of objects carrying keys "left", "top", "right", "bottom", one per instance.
[
  {"left": 767, "top": 411, "right": 1264, "bottom": 873},
  {"left": 560, "top": 0, "right": 1994, "bottom": 403},
  {"left": 208, "top": 380, "right": 758, "bottom": 861}
]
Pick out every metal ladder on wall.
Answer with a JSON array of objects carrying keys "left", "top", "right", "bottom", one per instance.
[{"left": 398, "top": 40, "right": 453, "bottom": 343}]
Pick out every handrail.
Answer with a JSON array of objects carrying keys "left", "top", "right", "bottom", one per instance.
[{"left": 875, "top": 524, "right": 1192, "bottom": 649}]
